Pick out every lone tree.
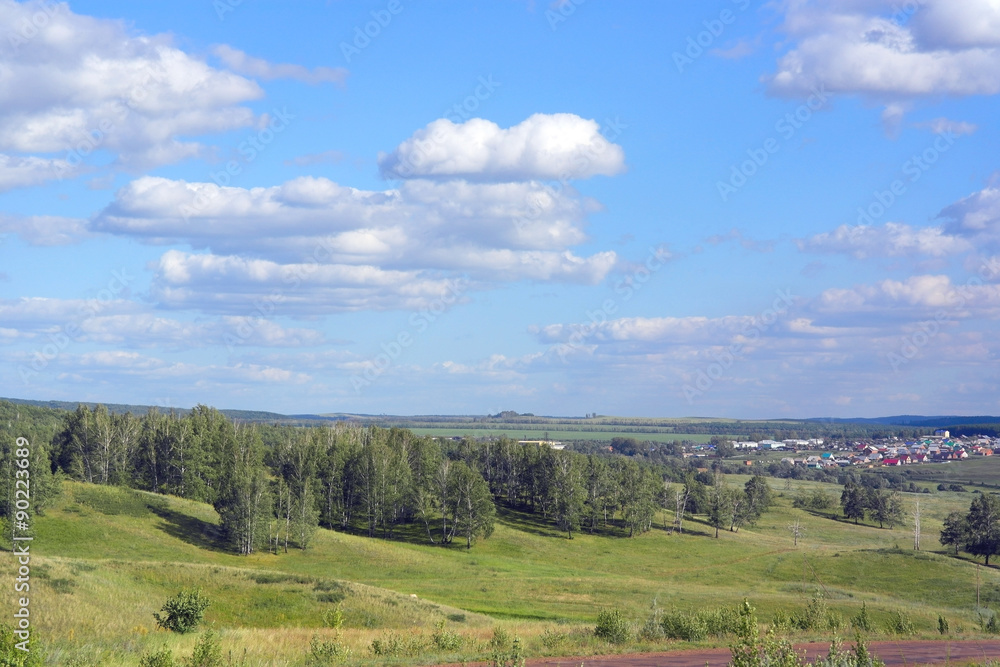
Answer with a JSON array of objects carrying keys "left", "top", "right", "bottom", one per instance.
[
  {"left": 840, "top": 483, "right": 866, "bottom": 524},
  {"left": 965, "top": 494, "right": 1000, "bottom": 566},
  {"left": 939, "top": 510, "right": 969, "bottom": 556}
]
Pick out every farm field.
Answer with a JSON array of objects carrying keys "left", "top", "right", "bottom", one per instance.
[
  {"left": 3, "top": 477, "right": 999, "bottom": 666},
  {"left": 404, "top": 427, "right": 718, "bottom": 443}
]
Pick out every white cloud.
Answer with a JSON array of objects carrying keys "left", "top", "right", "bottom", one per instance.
[
  {"left": 377, "top": 114, "right": 626, "bottom": 181},
  {"left": 939, "top": 186, "right": 1000, "bottom": 240},
  {"left": 91, "top": 168, "right": 619, "bottom": 313},
  {"left": 212, "top": 45, "right": 348, "bottom": 86},
  {"left": 914, "top": 117, "right": 978, "bottom": 136},
  {"left": 765, "top": 1, "right": 1000, "bottom": 98},
  {"left": 815, "top": 274, "right": 1000, "bottom": 315},
  {"left": 0, "top": 213, "right": 91, "bottom": 245},
  {"left": 798, "top": 221, "right": 972, "bottom": 258},
  {"left": 0, "top": 154, "right": 76, "bottom": 192},
  {"left": 0, "top": 0, "right": 263, "bottom": 170}
]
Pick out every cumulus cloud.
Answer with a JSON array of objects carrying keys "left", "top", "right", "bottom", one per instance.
[
  {"left": 765, "top": 0, "right": 1000, "bottom": 99},
  {"left": 90, "top": 168, "right": 618, "bottom": 313},
  {"left": 0, "top": 0, "right": 263, "bottom": 170},
  {"left": 212, "top": 45, "right": 348, "bottom": 86},
  {"left": 377, "top": 114, "right": 626, "bottom": 181},
  {"left": 798, "top": 222, "right": 972, "bottom": 258},
  {"left": 814, "top": 274, "right": 1000, "bottom": 316}
]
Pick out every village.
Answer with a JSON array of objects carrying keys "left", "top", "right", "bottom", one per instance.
[{"left": 716, "top": 430, "right": 1000, "bottom": 469}]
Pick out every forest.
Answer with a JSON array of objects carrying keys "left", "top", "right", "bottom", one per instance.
[{"left": 1, "top": 402, "right": 777, "bottom": 555}]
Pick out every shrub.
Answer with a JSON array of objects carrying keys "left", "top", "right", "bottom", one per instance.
[
  {"left": 539, "top": 627, "right": 568, "bottom": 650},
  {"left": 884, "top": 610, "right": 915, "bottom": 636},
  {"left": 491, "top": 637, "right": 525, "bottom": 667},
  {"left": 938, "top": 615, "right": 950, "bottom": 635},
  {"left": 594, "top": 608, "right": 631, "bottom": 644},
  {"left": 987, "top": 614, "right": 1000, "bottom": 635},
  {"left": 153, "top": 590, "right": 211, "bottom": 634},
  {"left": 369, "top": 632, "right": 423, "bottom": 657},
  {"left": 851, "top": 603, "right": 876, "bottom": 634},
  {"left": 186, "top": 630, "right": 223, "bottom": 667},
  {"left": 704, "top": 605, "right": 741, "bottom": 636},
  {"left": 0, "top": 623, "right": 42, "bottom": 666},
  {"left": 793, "top": 594, "right": 829, "bottom": 631},
  {"left": 771, "top": 610, "right": 792, "bottom": 633},
  {"left": 488, "top": 626, "right": 512, "bottom": 652},
  {"left": 139, "top": 649, "right": 175, "bottom": 667},
  {"left": 307, "top": 634, "right": 351, "bottom": 664},
  {"left": 431, "top": 620, "right": 463, "bottom": 651},
  {"left": 321, "top": 605, "right": 344, "bottom": 630},
  {"left": 661, "top": 610, "right": 707, "bottom": 641}
]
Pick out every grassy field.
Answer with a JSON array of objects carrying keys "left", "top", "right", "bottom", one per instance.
[
  {"left": 405, "top": 427, "right": 718, "bottom": 443},
  {"left": 898, "top": 456, "right": 1000, "bottom": 489},
  {"left": 3, "top": 478, "right": 999, "bottom": 666}
]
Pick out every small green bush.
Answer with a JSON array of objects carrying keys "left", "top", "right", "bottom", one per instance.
[
  {"left": 185, "top": 630, "right": 223, "bottom": 667},
  {"left": 595, "top": 608, "right": 631, "bottom": 644},
  {"left": 321, "top": 605, "right": 344, "bottom": 630},
  {"left": 0, "top": 624, "right": 43, "bottom": 667},
  {"left": 153, "top": 590, "right": 211, "bottom": 634},
  {"left": 431, "top": 620, "right": 463, "bottom": 651},
  {"left": 851, "top": 603, "right": 876, "bottom": 633},
  {"left": 488, "top": 626, "right": 512, "bottom": 652},
  {"left": 139, "top": 648, "right": 175, "bottom": 667},
  {"left": 307, "top": 634, "right": 351, "bottom": 665},
  {"left": 938, "top": 615, "right": 950, "bottom": 635},
  {"left": 884, "top": 610, "right": 915, "bottom": 636},
  {"left": 490, "top": 637, "right": 525, "bottom": 667},
  {"left": 539, "top": 627, "right": 568, "bottom": 650},
  {"left": 661, "top": 609, "right": 708, "bottom": 641}
]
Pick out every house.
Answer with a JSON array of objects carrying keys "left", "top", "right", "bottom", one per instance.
[
  {"left": 883, "top": 458, "right": 901, "bottom": 466},
  {"left": 935, "top": 429, "right": 950, "bottom": 438}
]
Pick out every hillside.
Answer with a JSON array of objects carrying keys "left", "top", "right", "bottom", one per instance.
[{"left": 3, "top": 478, "right": 999, "bottom": 665}]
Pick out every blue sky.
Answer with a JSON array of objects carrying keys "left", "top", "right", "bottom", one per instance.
[{"left": 1, "top": 0, "right": 999, "bottom": 418}]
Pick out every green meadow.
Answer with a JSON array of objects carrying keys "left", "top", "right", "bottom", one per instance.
[
  {"left": 3, "top": 476, "right": 1000, "bottom": 666},
  {"left": 404, "top": 427, "right": 718, "bottom": 443}
]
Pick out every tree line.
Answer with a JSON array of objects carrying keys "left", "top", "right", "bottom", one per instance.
[
  {"left": 3, "top": 403, "right": 781, "bottom": 554},
  {"left": 940, "top": 494, "right": 1000, "bottom": 565}
]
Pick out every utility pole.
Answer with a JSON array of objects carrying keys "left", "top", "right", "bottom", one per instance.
[{"left": 913, "top": 499, "right": 921, "bottom": 551}]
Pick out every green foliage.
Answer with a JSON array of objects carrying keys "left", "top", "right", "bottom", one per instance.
[
  {"left": 139, "top": 648, "right": 175, "bottom": 667},
  {"left": 0, "top": 623, "right": 42, "bottom": 666},
  {"left": 986, "top": 613, "right": 1000, "bottom": 635},
  {"left": 369, "top": 632, "right": 424, "bottom": 657},
  {"left": 306, "top": 634, "right": 351, "bottom": 664},
  {"left": 185, "top": 630, "right": 223, "bottom": 667},
  {"left": 661, "top": 609, "right": 707, "bottom": 641},
  {"left": 431, "top": 619, "right": 463, "bottom": 651},
  {"left": 320, "top": 605, "right": 344, "bottom": 630},
  {"left": 850, "top": 603, "right": 876, "bottom": 634},
  {"left": 883, "top": 610, "right": 915, "bottom": 636},
  {"left": 490, "top": 637, "right": 524, "bottom": 667},
  {"left": 938, "top": 615, "right": 950, "bottom": 635},
  {"left": 490, "top": 637, "right": 525, "bottom": 667},
  {"left": 793, "top": 594, "right": 833, "bottom": 631},
  {"left": 661, "top": 604, "right": 742, "bottom": 641},
  {"left": 488, "top": 626, "right": 512, "bottom": 652},
  {"left": 153, "top": 590, "right": 211, "bottom": 634},
  {"left": 594, "top": 607, "right": 631, "bottom": 644},
  {"left": 639, "top": 599, "right": 665, "bottom": 641},
  {"left": 794, "top": 488, "right": 835, "bottom": 511},
  {"left": 538, "top": 627, "right": 569, "bottom": 650}
]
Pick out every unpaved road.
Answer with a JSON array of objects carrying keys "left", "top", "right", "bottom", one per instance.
[{"left": 526, "top": 640, "right": 1000, "bottom": 667}]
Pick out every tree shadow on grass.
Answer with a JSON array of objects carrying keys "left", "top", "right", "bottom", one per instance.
[{"left": 148, "top": 504, "right": 228, "bottom": 553}]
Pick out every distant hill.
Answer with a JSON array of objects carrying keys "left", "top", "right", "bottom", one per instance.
[{"left": 805, "top": 415, "right": 1000, "bottom": 427}]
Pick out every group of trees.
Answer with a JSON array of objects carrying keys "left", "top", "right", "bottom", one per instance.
[
  {"left": 8, "top": 403, "right": 781, "bottom": 555},
  {"left": 839, "top": 483, "right": 904, "bottom": 528},
  {"left": 940, "top": 494, "right": 1000, "bottom": 565}
]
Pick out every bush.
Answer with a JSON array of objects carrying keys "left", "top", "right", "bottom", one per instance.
[
  {"left": 884, "top": 610, "right": 915, "bottom": 636},
  {"left": 369, "top": 632, "right": 423, "bottom": 657},
  {"left": 704, "top": 605, "right": 741, "bottom": 636},
  {"left": 594, "top": 608, "right": 631, "bottom": 644},
  {"left": 431, "top": 620, "right": 463, "bottom": 651},
  {"left": 661, "top": 610, "right": 707, "bottom": 641},
  {"left": 153, "top": 590, "right": 211, "bottom": 634},
  {"left": 851, "top": 603, "right": 876, "bottom": 633},
  {"left": 186, "top": 630, "right": 223, "bottom": 667},
  {"left": 793, "top": 595, "right": 830, "bottom": 631},
  {"left": 139, "top": 648, "right": 175, "bottom": 667},
  {"left": 938, "top": 615, "right": 950, "bottom": 635},
  {"left": 539, "top": 627, "right": 568, "bottom": 650},
  {"left": 321, "top": 605, "right": 344, "bottom": 630},
  {"left": 490, "top": 637, "right": 525, "bottom": 667},
  {"left": 488, "top": 626, "right": 512, "bottom": 652},
  {"left": 0, "top": 623, "right": 43, "bottom": 666},
  {"left": 307, "top": 634, "right": 351, "bottom": 665}
]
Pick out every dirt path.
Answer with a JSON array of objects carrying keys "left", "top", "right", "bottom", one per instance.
[{"left": 526, "top": 640, "right": 1000, "bottom": 667}]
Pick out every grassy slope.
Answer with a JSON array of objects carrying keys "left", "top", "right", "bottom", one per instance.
[{"left": 3, "top": 478, "right": 998, "bottom": 666}]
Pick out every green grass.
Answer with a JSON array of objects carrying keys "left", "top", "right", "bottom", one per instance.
[{"left": 3, "top": 479, "right": 999, "bottom": 665}]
